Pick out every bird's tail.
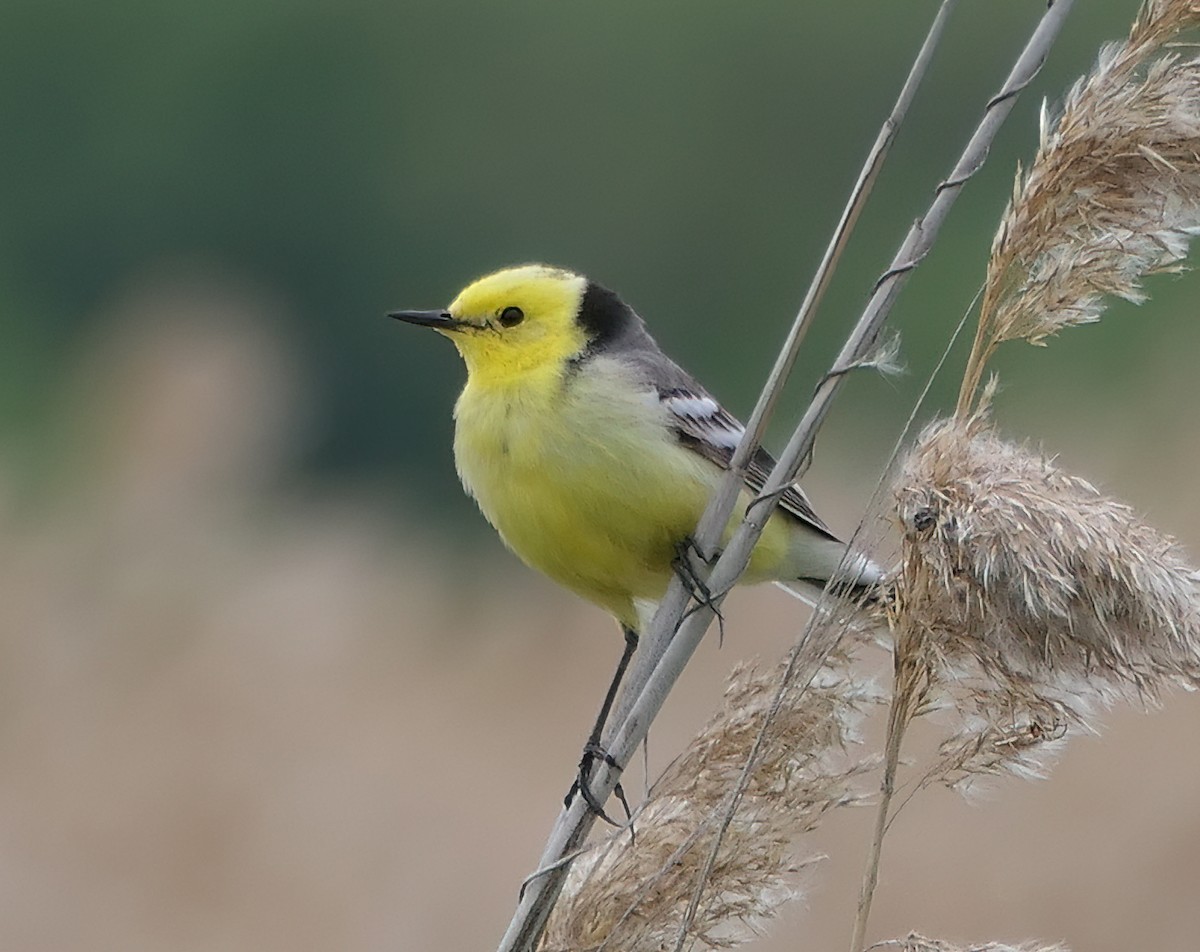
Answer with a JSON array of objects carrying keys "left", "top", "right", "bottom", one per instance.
[{"left": 778, "top": 548, "right": 886, "bottom": 607}]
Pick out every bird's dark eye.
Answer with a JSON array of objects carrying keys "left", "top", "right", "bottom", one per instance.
[{"left": 498, "top": 306, "right": 525, "bottom": 327}]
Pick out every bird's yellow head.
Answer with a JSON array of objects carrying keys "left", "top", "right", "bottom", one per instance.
[{"left": 391, "top": 264, "right": 596, "bottom": 387}]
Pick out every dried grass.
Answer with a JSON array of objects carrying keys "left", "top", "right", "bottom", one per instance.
[
  {"left": 540, "top": 651, "right": 880, "bottom": 952},
  {"left": 961, "top": 0, "right": 1200, "bottom": 411},
  {"left": 850, "top": 5, "right": 1200, "bottom": 947},
  {"left": 897, "top": 413, "right": 1200, "bottom": 696},
  {"left": 890, "top": 409, "right": 1200, "bottom": 790},
  {"left": 869, "top": 934, "right": 1069, "bottom": 952}
]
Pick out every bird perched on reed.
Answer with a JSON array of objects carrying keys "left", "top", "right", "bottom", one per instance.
[{"left": 391, "top": 264, "right": 880, "bottom": 814}]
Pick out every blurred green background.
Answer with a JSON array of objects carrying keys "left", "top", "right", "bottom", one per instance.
[
  {"left": 3, "top": 1, "right": 1173, "bottom": 505},
  {"left": 2, "top": 2, "right": 1198, "bottom": 951}
]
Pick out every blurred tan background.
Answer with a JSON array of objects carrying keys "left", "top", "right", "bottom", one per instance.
[{"left": 2, "top": 2, "right": 1198, "bottom": 950}]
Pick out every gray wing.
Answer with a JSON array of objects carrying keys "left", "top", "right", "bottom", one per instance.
[
  {"left": 577, "top": 298, "right": 838, "bottom": 541},
  {"left": 656, "top": 383, "right": 838, "bottom": 541}
]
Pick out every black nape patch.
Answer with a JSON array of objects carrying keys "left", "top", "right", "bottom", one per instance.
[{"left": 578, "top": 281, "right": 634, "bottom": 346}]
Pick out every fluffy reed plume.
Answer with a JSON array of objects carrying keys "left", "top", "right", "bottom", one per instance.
[
  {"left": 916, "top": 693, "right": 1073, "bottom": 796},
  {"left": 897, "top": 414, "right": 1200, "bottom": 694},
  {"left": 540, "top": 651, "right": 879, "bottom": 952},
  {"left": 960, "top": 0, "right": 1200, "bottom": 411},
  {"left": 869, "top": 934, "right": 1069, "bottom": 952},
  {"left": 889, "top": 412, "right": 1200, "bottom": 789}
]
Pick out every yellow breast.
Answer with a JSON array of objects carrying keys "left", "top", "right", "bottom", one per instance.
[
  {"left": 452, "top": 360, "right": 795, "bottom": 629},
  {"left": 453, "top": 363, "right": 698, "bottom": 624}
]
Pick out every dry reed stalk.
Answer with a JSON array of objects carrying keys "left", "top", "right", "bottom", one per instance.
[
  {"left": 960, "top": 0, "right": 1200, "bottom": 412},
  {"left": 868, "top": 934, "right": 1069, "bottom": 952},
  {"left": 539, "top": 651, "right": 880, "bottom": 952}
]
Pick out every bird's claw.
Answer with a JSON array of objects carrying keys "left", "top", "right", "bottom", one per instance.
[
  {"left": 566, "top": 743, "right": 632, "bottom": 829},
  {"left": 672, "top": 536, "right": 726, "bottom": 644}
]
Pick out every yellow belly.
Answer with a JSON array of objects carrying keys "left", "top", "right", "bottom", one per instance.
[{"left": 452, "top": 373, "right": 792, "bottom": 629}]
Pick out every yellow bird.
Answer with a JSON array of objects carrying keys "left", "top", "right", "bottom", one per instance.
[{"left": 391, "top": 264, "right": 879, "bottom": 812}]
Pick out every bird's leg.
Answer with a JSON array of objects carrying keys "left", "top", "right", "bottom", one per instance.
[
  {"left": 672, "top": 536, "right": 726, "bottom": 645},
  {"left": 567, "top": 625, "right": 637, "bottom": 826}
]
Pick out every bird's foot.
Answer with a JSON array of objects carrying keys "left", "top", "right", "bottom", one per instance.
[
  {"left": 566, "top": 743, "right": 632, "bottom": 829},
  {"left": 672, "top": 536, "right": 726, "bottom": 645}
]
